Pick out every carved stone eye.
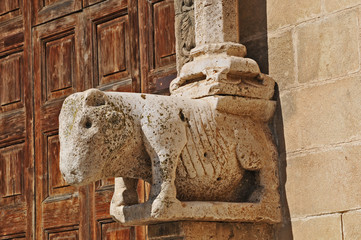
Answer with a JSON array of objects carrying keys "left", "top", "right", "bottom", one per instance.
[{"left": 84, "top": 119, "right": 92, "bottom": 129}]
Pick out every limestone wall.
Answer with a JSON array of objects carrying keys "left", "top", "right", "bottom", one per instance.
[{"left": 266, "top": 1, "right": 361, "bottom": 239}]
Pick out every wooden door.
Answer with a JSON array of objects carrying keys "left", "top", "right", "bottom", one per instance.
[
  {"left": 0, "top": 0, "right": 176, "bottom": 239},
  {"left": 0, "top": 0, "right": 33, "bottom": 239}
]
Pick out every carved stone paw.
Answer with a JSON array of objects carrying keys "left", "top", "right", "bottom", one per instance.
[{"left": 151, "top": 196, "right": 181, "bottom": 218}]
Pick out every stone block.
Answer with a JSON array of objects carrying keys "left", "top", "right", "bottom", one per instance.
[
  {"left": 343, "top": 210, "right": 361, "bottom": 239},
  {"left": 267, "top": 0, "right": 321, "bottom": 30},
  {"left": 286, "top": 144, "right": 361, "bottom": 217},
  {"left": 325, "top": 0, "right": 361, "bottom": 14},
  {"left": 268, "top": 30, "right": 295, "bottom": 90},
  {"left": 292, "top": 214, "right": 342, "bottom": 240},
  {"left": 281, "top": 76, "right": 361, "bottom": 152},
  {"left": 296, "top": 10, "right": 359, "bottom": 84}
]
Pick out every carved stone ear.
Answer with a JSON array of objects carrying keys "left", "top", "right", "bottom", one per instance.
[{"left": 84, "top": 89, "right": 108, "bottom": 107}]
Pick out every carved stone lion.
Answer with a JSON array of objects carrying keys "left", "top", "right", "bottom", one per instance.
[{"left": 59, "top": 89, "right": 276, "bottom": 223}]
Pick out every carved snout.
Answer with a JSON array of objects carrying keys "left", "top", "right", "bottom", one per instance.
[{"left": 60, "top": 148, "right": 101, "bottom": 186}]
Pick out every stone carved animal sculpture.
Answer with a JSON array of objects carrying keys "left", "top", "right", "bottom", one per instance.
[{"left": 59, "top": 89, "right": 273, "bottom": 218}]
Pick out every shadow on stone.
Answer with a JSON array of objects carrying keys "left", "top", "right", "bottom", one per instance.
[{"left": 272, "top": 83, "right": 294, "bottom": 239}]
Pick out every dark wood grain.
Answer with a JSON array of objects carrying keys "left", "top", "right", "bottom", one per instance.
[
  {"left": 1, "top": 0, "right": 176, "bottom": 239},
  {"left": 0, "top": 0, "right": 31, "bottom": 238},
  {"left": 31, "top": 0, "right": 82, "bottom": 26},
  {"left": 139, "top": 0, "right": 176, "bottom": 94}
]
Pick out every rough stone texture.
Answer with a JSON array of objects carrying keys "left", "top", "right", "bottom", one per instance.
[
  {"left": 281, "top": 76, "right": 361, "bottom": 152},
  {"left": 173, "top": 0, "right": 273, "bottom": 101},
  {"left": 286, "top": 144, "right": 361, "bottom": 217},
  {"left": 148, "top": 222, "right": 274, "bottom": 240},
  {"left": 268, "top": 30, "right": 295, "bottom": 90},
  {"left": 343, "top": 210, "right": 361, "bottom": 239},
  {"left": 292, "top": 214, "right": 342, "bottom": 240},
  {"left": 59, "top": 89, "right": 280, "bottom": 226},
  {"left": 174, "top": 0, "right": 196, "bottom": 73},
  {"left": 267, "top": 0, "right": 321, "bottom": 30},
  {"left": 194, "top": 0, "right": 238, "bottom": 45},
  {"left": 296, "top": 10, "right": 359, "bottom": 84},
  {"left": 170, "top": 42, "right": 275, "bottom": 99},
  {"left": 267, "top": 0, "right": 361, "bottom": 239},
  {"left": 325, "top": 0, "right": 361, "bottom": 13}
]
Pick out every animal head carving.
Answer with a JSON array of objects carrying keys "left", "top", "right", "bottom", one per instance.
[{"left": 59, "top": 89, "right": 128, "bottom": 186}]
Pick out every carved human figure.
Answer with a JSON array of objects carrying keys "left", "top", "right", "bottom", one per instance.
[{"left": 59, "top": 89, "right": 273, "bottom": 218}]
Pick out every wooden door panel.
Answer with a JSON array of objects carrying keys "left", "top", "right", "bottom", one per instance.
[
  {"left": 83, "top": 0, "right": 105, "bottom": 8},
  {"left": 153, "top": 2, "right": 176, "bottom": 69},
  {"left": 84, "top": 0, "right": 140, "bottom": 92},
  {"left": 0, "top": 37, "right": 29, "bottom": 240},
  {"left": 139, "top": 0, "right": 176, "bottom": 94},
  {"left": 99, "top": 220, "right": 132, "bottom": 240},
  {"left": 41, "top": 29, "right": 78, "bottom": 103},
  {"left": 33, "top": 13, "right": 90, "bottom": 240},
  {"left": 0, "top": 143, "right": 24, "bottom": 199},
  {"left": 0, "top": 0, "right": 23, "bottom": 23},
  {"left": 0, "top": 48, "right": 26, "bottom": 144},
  {"left": 83, "top": 1, "right": 143, "bottom": 238},
  {"left": 41, "top": 131, "right": 75, "bottom": 199},
  {"left": 0, "top": 142, "right": 27, "bottom": 238},
  {"left": 31, "top": 0, "right": 82, "bottom": 26},
  {"left": 0, "top": 48, "right": 24, "bottom": 111},
  {"left": 0, "top": 0, "right": 20, "bottom": 15},
  {"left": 0, "top": 51, "right": 23, "bottom": 107},
  {"left": 94, "top": 13, "right": 130, "bottom": 86},
  {"left": 45, "top": 225, "right": 79, "bottom": 240},
  {"left": 0, "top": 0, "right": 177, "bottom": 238}
]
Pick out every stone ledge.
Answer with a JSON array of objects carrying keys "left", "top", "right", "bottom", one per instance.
[{"left": 110, "top": 201, "right": 281, "bottom": 227}]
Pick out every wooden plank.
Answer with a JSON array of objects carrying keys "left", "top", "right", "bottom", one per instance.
[
  {"left": 138, "top": 0, "right": 176, "bottom": 94},
  {"left": 31, "top": 0, "right": 82, "bottom": 26},
  {"left": 33, "top": 13, "right": 89, "bottom": 240}
]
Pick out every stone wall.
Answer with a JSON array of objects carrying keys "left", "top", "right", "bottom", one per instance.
[{"left": 266, "top": 1, "right": 361, "bottom": 239}]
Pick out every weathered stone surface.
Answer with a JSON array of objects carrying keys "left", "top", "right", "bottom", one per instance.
[
  {"left": 286, "top": 144, "right": 361, "bottom": 217},
  {"left": 148, "top": 222, "right": 274, "bottom": 240},
  {"left": 194, "top": 0, "right": 239, "bottom": 45},
  {"left": 292, "top": 214, "right": 342, "bottom": 240},
  {"left": 267, "top": 0, "right": 321, "bottom": 30},
  {"left": 325, "top": 0, "right": 361, "bottom": 13},
  {"left": 268, "top": 30, "right": 295, "bottom": 90},
  {"left": 170, "top": 42, "right": 276, "bottom": 99},
  {"left": 59, "top": 89, "right": 280, "bottom": 225},
  {"left": 343, "top": 210, "right": 361, "bottom": 239},
  {"left": 282, "top": 76, "right": 361, "bottom": 152},
  {"left": 296, "top": 10, "right": 359, "bottom": 83}
]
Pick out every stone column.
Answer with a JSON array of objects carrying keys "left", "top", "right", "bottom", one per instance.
[
  {"left": 171, "top": 0, "right": 274, "bottom": 101},
  {"left": 194, "top": 0, "right": 239, "bottom": 44}
]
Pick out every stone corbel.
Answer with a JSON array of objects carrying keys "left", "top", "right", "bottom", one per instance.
[
  {"left": 59, "top": 88, "right": 280, "bottom": 226},
  {"left": 58, "top": 0, "right": 281, "bottom": 229}
]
